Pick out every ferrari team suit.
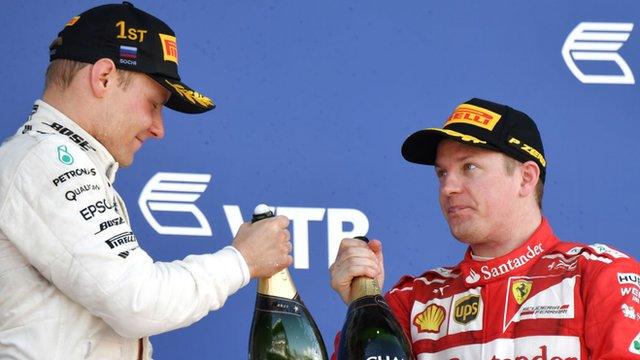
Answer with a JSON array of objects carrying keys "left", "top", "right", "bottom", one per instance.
[
  {"left": 0, "top": 100, "right": 251, "bottom": 359},
  {"left": 333, "top": 218, "right": 640, "bottom": 359}
]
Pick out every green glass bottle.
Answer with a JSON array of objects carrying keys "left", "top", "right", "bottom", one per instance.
[
  {"left": 337, "top": 236, "right": 415, "bottom": 360},
  {"left": 248, "top": 204, "right": 328, "bottom": 360}
]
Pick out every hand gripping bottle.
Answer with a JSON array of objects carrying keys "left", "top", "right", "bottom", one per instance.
[{"left": 337, "top": 236, "right": 414, "bottom": 360}]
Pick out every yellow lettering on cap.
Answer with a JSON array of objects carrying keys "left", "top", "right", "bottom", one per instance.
[
  {"left": 444, "top": 104, "right": 502, "bottom": 131},
  {"left": 164, "top": 80, "right": 213, "bottom": 108},
  {"left": 508, "top": 137, "right": 546, "bottom": 167},
  {"left": 115, "top": 20, "right": 147, "bottom": 43},
  {"left": 427, "top": 128, "right": 487, "bottom": 145}
]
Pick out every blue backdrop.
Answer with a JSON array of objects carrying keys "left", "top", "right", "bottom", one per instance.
[{"left": 2, "top": 1, "right": 640, "bottom": 358}]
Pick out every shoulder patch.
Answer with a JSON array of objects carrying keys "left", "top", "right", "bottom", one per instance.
[
  {"left": 390, "top": 274, "right": 417, "bottom": 292},
  {"left": 389, "top": 266, "right": 459, "bottom": 294},
  {"left": 589, "top": 243, "right": 630, "bottom": 259},
  {"left": 430, "top": 267, "right": 459, "bottom": 278}
]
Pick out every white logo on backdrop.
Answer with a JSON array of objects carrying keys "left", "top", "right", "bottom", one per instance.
[
  {"left": 138, "top": 173, "right": 370, "bottom": 268},
  {"left": 562, "top": 22, "right": 634, "bottom": 84},
  {"left": 138, "top": 172, "right": 212, "bottom": 236}
]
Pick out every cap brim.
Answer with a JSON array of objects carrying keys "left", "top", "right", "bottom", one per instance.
[
  {"left": 401, "top": 128, "right": 494, "bottom": 165},
  {"left": 150, "top": 75, "right": 216, "bottom": 114}
]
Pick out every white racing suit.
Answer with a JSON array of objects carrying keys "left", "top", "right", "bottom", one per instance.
[{"left": 0, "top": 100, "right": 250, "bottom": 359}]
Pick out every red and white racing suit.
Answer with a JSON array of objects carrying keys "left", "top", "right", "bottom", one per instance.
[{"left": 333, "top": 218, "right": 640, "bottom": 359}]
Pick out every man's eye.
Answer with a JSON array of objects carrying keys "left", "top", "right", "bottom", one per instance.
[
  {"left": 435, "top": 169, "right": 447, "bottom": 178},
  {"left": 464, "top": 163, "right": 477, "bottom": 171}
]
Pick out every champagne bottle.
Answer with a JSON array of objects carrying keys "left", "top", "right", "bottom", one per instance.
[
  {"left": 248, "top": 204, "right": 328, "bottom": 360},
  {"left": 337, "top": 236, "right": 414, "bottom": 360}
]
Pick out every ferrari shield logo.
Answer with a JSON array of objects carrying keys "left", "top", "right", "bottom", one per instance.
[{"left": 512, "top": 280, "right": 533, "bottom": 305}]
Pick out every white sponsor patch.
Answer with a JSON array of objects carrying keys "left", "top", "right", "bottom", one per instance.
[
  {"left": 619, "top": 273, "right": 640, "bottom": 288},
  {"left": 622, "top": 303, "right": 640, "bottom": 320},
  {"left": 411, "top": 297, "right": 451, "bottom": 341},
  {"left": 503, "top": 276, "right": 576, "bottom": 331},
  {"left": 448, "top": 288, "right": 483, "bottom": 335},
  {"left": 410, "top": 287, "right": 482, "bottom": 341},
  {"left": 415, "top": 335, "right": 580, "bottom": 359},
  {"left": 621, "top": 287, "right": 640, "bottom": 303},
  {"left": 581, "top": 252, "right": 612, "bottom": 264},
  {"left": 543, "top": 248, "right": 612, "bottom": 266},
  {"left": 629, "top": 332, "right": 640, "bottom": 355},
  {"left": 590, "top": 243, "right": 629, "bottom": 259}
]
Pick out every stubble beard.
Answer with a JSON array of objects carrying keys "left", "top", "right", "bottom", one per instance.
[{"left": 447, "top": 214, "right": 484, "bottom": 245}]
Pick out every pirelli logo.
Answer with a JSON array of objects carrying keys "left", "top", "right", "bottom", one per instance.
[
  {"left": 159, "top": 34, "right": 178, "bottom": 63},
  {"left": 105, "top": 231, "right": 137, "bottom": 249},
  {"left": 444, "top": 104, "right": 502, "bottom": 131}
]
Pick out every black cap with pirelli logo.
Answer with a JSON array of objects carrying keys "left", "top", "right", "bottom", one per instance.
[
  {"left": 49, "top": 1, "right": 214, "bottom": 114},
  {"left": 402, "top": 98, "right": 546, "bottom": 182}
]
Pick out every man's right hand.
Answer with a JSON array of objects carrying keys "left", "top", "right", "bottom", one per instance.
[
  {"left": 329, "top": 238, "right": 385, "bottom": 305},
  {"left": 232, "top": 215, "right": 292, "bottom": 278}
]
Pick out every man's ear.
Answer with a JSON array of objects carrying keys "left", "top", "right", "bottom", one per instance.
[
  {"left": 519, "top": 160, "right": 540, "bottom": 198},
  {"left": 89, "top": 58, "right": 117, "bottom": 98}
]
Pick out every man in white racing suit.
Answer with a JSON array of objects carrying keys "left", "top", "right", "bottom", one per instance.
[{"left": 0, "top": 2, "right": 293, "bottom": 359}]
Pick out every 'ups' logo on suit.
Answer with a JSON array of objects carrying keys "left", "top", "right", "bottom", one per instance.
[{"left": 453, "top": 295, "right": 480, "bottom": 324}]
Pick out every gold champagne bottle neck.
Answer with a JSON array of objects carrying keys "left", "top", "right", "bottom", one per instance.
[
  {"left": 257, "top": 267, "right": 298, "bottom": 299},
  {"left": 349, "top": 276, "right": 381, "bottom": 303}
]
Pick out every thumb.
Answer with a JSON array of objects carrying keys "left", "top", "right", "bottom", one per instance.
[{"left": 368, "top": 239, "right": 383, "bottom": 254}]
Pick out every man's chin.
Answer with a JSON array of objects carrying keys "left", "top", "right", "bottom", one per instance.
[
  {"left": 115, "top": 156, "right": 134, "bottom": 167},
  {"left": 448, "top": 222, "right": 475, "bottom": 243}
]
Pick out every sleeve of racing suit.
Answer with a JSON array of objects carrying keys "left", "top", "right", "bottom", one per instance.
[
  {"left": 385, "top": 288, "right": 413, "bottom": 341},
  {"left": 583, "top": 252, "right": 640, "bottom": 359},
  {"left": 0, "top": 138, "right": 250, "bottom": 338}
]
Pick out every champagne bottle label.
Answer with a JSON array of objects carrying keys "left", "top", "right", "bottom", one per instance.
[{"left": 255, "top": 293, "right": 304, "bottom": 316}]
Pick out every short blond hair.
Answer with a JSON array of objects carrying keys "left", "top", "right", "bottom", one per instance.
[
  {"left": 503, "top": 155, "right": 544, "bottom": 209},
  {"left": 45, "top": 59, "right": 135, "bottom": 91}
]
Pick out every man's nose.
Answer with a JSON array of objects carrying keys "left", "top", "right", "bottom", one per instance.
[
  {"left": 440, "top": 172, "right": 462, "bottom": 196},
  {"left": 150, "top": 114, "right": 165, "bottom": 139}
]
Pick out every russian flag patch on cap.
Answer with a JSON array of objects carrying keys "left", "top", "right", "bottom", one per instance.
[{"left": 119, "top": 45, "right": 137, "bottom": 59}]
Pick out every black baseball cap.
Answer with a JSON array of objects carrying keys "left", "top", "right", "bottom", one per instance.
[
  {"left": 402, "top": 98, "right": 546, "bottom": 182},
  {"left": 49, "top": 2, "right": 214, "bottom": 114}
]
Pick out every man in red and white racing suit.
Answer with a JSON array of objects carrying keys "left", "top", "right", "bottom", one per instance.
[
  {"left": 329, "top": 98, "right": 640, "bottom": 359},
  {"left": 384, "top": 218, "right": 640, "bottom": 359}
]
